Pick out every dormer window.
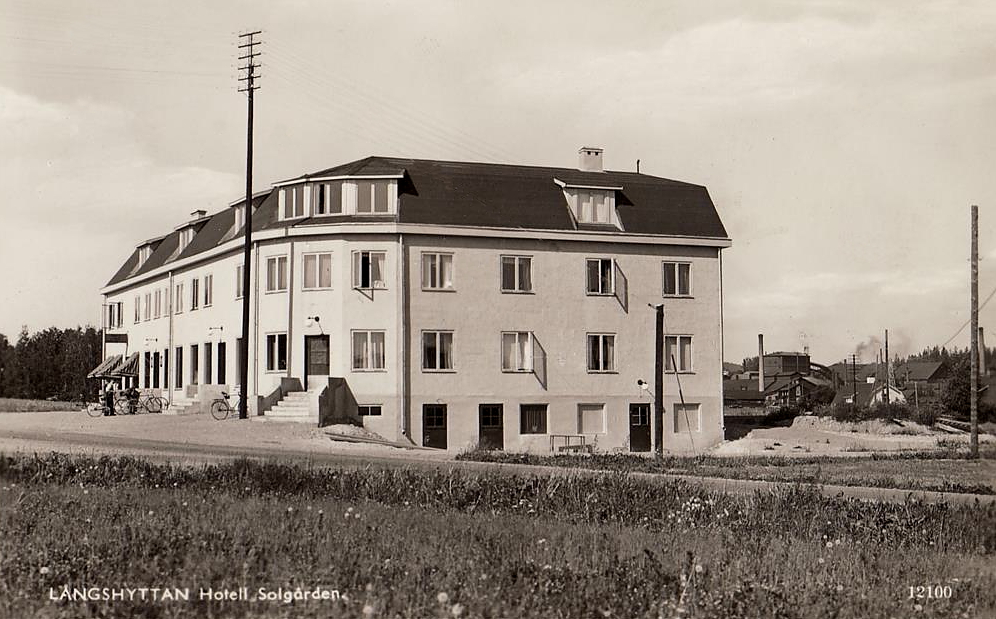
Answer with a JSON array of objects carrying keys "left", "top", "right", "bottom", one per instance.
[
  {"left": 234, "top": 204, "right": 246, "bottom": 231},
  {"left": 576, "top": 189, "right": 614, "bottom": 224},
  {"left": 313, "top": 182, "right": 343, "bottom": 215},
  {"left": 178, "top": 227, "right": 195, "bottom": 251},
  {"left": 138, "top": 245, "right": 153, "bottom": 265},
  {"left": 556, "top": 180, "right": 622, "bottom": 229},
  {"left": 279, "top": 185, "right": 307, "bottom": 220},
  {"left": 356, "top": 180, "right": 391, "bottom": 214}
]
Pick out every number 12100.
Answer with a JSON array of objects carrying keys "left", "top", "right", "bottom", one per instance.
[{"left": 909, "top": 585, "right": 953, "bottom": 599}]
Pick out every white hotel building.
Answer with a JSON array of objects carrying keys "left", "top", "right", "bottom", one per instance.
[{"left": 98, "top": 148, "right": 731, "bottom": 453}]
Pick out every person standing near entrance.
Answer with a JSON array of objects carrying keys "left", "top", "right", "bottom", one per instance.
[{"left": 103, "top": 381, "right": 116, "bottom": 416}]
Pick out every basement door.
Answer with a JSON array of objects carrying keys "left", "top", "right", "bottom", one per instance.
[
  {"left": 304, "top": 335, "right": 330, "bottom": 390},
  {"left": 629, "top": 403, "right": 651, "bottom": 452},
  {"left": 423, "top": 404, "right": 447, "bottom": 449},
  {"left": 478, "top": 404, "right": 504, "bottom": 450}
]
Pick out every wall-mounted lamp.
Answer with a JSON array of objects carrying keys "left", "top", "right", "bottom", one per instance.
[{"left": 307, "top": 316, "right": 324, "bottom": 335}]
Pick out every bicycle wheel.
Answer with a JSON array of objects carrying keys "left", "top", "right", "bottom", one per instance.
[
  {"left": 84, "top": 402, "right": 104, "bottom": 418},
  {"left": 156, "top": 397, "right": 170, "bottom": 413},
  {"left": 210, "top": 400, "right": 230, "bottom": 420},
  {"left": 143, "top": 397, "right": 163, "bottom": 414},
  {"left": 114, "top": 398, "right": 129, "bottom": 415}
]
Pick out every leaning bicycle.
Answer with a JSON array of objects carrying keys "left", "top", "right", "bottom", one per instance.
[{"left": 210, "top": 392, "right": 242, "bottom": 420}]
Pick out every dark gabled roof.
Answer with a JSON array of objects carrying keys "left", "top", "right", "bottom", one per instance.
[
  {"left": 723, "top": 378, "right": 770, "bottom": 401},
  {"left": 106, "top": 155, "right": 729, "bottom": 288},
  {"left": 895, "top": 361, "right": 946, "bottom": 382}
]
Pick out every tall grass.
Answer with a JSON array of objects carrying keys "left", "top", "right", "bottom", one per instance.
[{"left": 1, "top": 454, "right": 994, "bottom": 618}]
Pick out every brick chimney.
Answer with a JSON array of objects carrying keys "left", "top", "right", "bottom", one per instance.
[
  {"left": 758, "top": 334, "right": 766, "bottom": 392},
  {"left": 578, "top": 147, "right": 603, "bottom": 172}
]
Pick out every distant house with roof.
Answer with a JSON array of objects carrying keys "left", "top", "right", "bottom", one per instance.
[
  {"left": 764, "top": 375, "right": 834, "bottom": 409},
  {"left": 831, "top": 381, "right": 906, "bottom": 408}
]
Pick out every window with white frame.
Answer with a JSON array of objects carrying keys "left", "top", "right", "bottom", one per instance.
[
  {"left": 501, "top": 255, "right": 532, "bottom": 293},
  {"left": 587, "top": 333, "right": 615, "bottom": 372},
  {"left": 355, "top": 180, "right": 391, "bottom": 214},
  {"left": 109, "top": 302, "right": 123, "bottom": 328},
  {"left": 302, "top": 253, "right": 332, "bottom": 290},
  {"left": 134, "top": 296, "right": 140, "bottom": 324},
  {"left": 266, "top": 256, "right": 289, "bottom": 292},
  {"left": 358, "top": 405, "right": 382, "bottom": 416},
  {"left": 279, "top": 185, "right": 306, "bottom": 220},
  {"left": 352, "top": 331, "right": 386, "bottom": 371},
  {"left": 578, "top": 403, "right": 606, "bottom": 434},
  {"left": 576, "top": 189, "right": 614, "bottom": 224},
  {"left": 674, "top": 403, "right": 701, "bottom": 432},
  {"left": 352, "top": 251, "right": 386, "bottom": 289},
  {"left": 421, "top": 253, "right": 454, "bottom": 291},
  {"left": 235, "top": 264, "right": 244, "bottom": 299},
  {"left": 175, "top": 283, "right": 184, "bottom": 313},
  {"left": 501, "top": 331, "right": 533, "bottom": 372},
  {"left": 422, "top": 331, "right": 454, "bottom": 371},
  {"left": 144, "top": 293, "right": 151, "bottom": 321},
  {"left": 138, "top": 245, "right": 153, "bottom": 264},
  {"left": 204, "top": 274, "right": 213, "bottom": 306},
  {"left": 190, "top": 278, "right": 200, "bottom": 310},
  {"left": 154, "top": 289, "right": 161, "bottom": 319},
  {"left": 664, "top": 335, "right": 693, "bottom": 372},
  {"left": 519, "top": 404, "right": 547, "bottom": 435},
  {"left": 663, "top": 262, "right": 692, "bottom": 297},
  {"left": 233, "top": 204, "right": 245, "bottom": 231},
  {"left": 265, "top": 333, "right": 287, "bottom": 372},
  {"left": 585, "top": 258, "right": 614, "bottom": 295},
  {"left": 163, "top": 286, "right": 170, "bottom": 314},
  {"left": 178, "top": 227, "right": 194, "bottom": 252},
  {"left": 312, "top": 182, "right": 343, "bottom": 215}
]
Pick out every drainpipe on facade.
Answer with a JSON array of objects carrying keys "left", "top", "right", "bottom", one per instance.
[
  {"left": 252, "top": 240, "right": 261, "bottom": 413},
  {"left": 167, "top": 271, "right": 174, "bottom": 405},
  {"left": 287, "top": 238, "right": 295, "bottom": 380},
  {"left": 399, "top": 232, "right": 411, "bottom": 442}
]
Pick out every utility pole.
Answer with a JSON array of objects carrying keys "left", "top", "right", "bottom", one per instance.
[
  {"left": 653, "top": 304, "right": 665, "bottom": 458},
  {"left": 237, "top": 30, "right": 261, "bottom": 420},
  {"left": 884, "top": 329, "right": 890, "bottom": 405},
  {"left": 970, "top": 205, "right": 979, "bottom": 458}
]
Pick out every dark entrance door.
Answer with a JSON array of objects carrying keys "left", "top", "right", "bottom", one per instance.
[
  {"left": 304, "top": 335, "right": 330, "bottom": 390},
  {"left": 479, "top": 404, "right": 504, "bottom": 450},
  {"left": 423, "top": 404, "right": 447, "bottom": 449},
  {"left": 629, "top": 403, "right": 652, "bottom": 452}
]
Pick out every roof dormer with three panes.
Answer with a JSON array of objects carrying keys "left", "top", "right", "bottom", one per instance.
[{"left": 275, "top": 174, "right": 400, "bottom": 221}]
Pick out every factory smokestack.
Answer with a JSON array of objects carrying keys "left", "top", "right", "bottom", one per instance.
[{"left": 758, "top": 334, "right": 766, "bottom": 392}]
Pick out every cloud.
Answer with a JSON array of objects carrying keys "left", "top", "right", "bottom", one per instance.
[{"left": 0, "top": 86, "right": 240, "bottom": 336}]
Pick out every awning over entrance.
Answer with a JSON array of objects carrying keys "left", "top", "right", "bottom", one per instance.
[
  {"left": 87, "top": 354, "right": 122, "bottom": 379},
  {"left": 111, "top": 352, "right": 140, "bottom": 377}
]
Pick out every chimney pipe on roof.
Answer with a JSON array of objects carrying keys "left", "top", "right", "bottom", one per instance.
[
  {"left": 190, "top": 209, "right": 207, "bottom": 221},
  {"left": 758, "top": 334, "right": 766, "bottom": 392},
  {"left": 578, "top": 147, "right": 603, "bottom": 172}
]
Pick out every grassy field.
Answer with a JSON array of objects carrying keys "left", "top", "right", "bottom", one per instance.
[
  {"left": 457, "top": 448, "right": 996, "bottom": 495},
  {"left": 1, "top": 454, "right": 994, "bottom": 618},
  {"left": 0, "top": 397, "right": 81, "bottom": 412}
]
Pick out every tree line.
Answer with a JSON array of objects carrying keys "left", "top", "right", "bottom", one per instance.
[{"left": 0, "top": 326, "right": 103, "bottom": 401}]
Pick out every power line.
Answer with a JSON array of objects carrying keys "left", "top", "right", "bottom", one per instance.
[{"left": 941, "top": 281, "right": 996, "bottom": 348}]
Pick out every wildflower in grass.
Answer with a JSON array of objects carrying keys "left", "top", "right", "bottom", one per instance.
[
  {"left": 914, "top": 604, "right": 923, "bottom": 611},
  {"left": 537, "top": 538, "right": 547, "bottom": 545},
  {"left": 362, "top": 604, "right": 375, "bottom": 617},
  {"left": 451, "top": 603, "right": 464, "bottom": 617},
  {"left": 826, "top": 541, "right": 833, "bottom": 549},
  {"left": 39, "top": 567, "right": 50, "bottom": 575},
  {"left": 182, "top": 502, "right": 188, "bottom": 507},
  {"left": 147, "top": 510, "right": 154, "bottom": 516},
  {"left": 836, "top": 584, "right": 843, "bottom": 592},
  {"left": 287, "top": 507, "right": 293, "bottom": 513},
  {"left": 437, "top": 592, "right": 449, "bottom": 604},
  {"left": 365, "top": 583, "right": 373, "bottom": 592},
  {"left": 694, "top": 565, "right": 703, "bottom": 574}
]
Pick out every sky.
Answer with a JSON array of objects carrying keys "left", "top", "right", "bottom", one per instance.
[{"left": 2, "top": 0, "right": 995, "bottom": 365}]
